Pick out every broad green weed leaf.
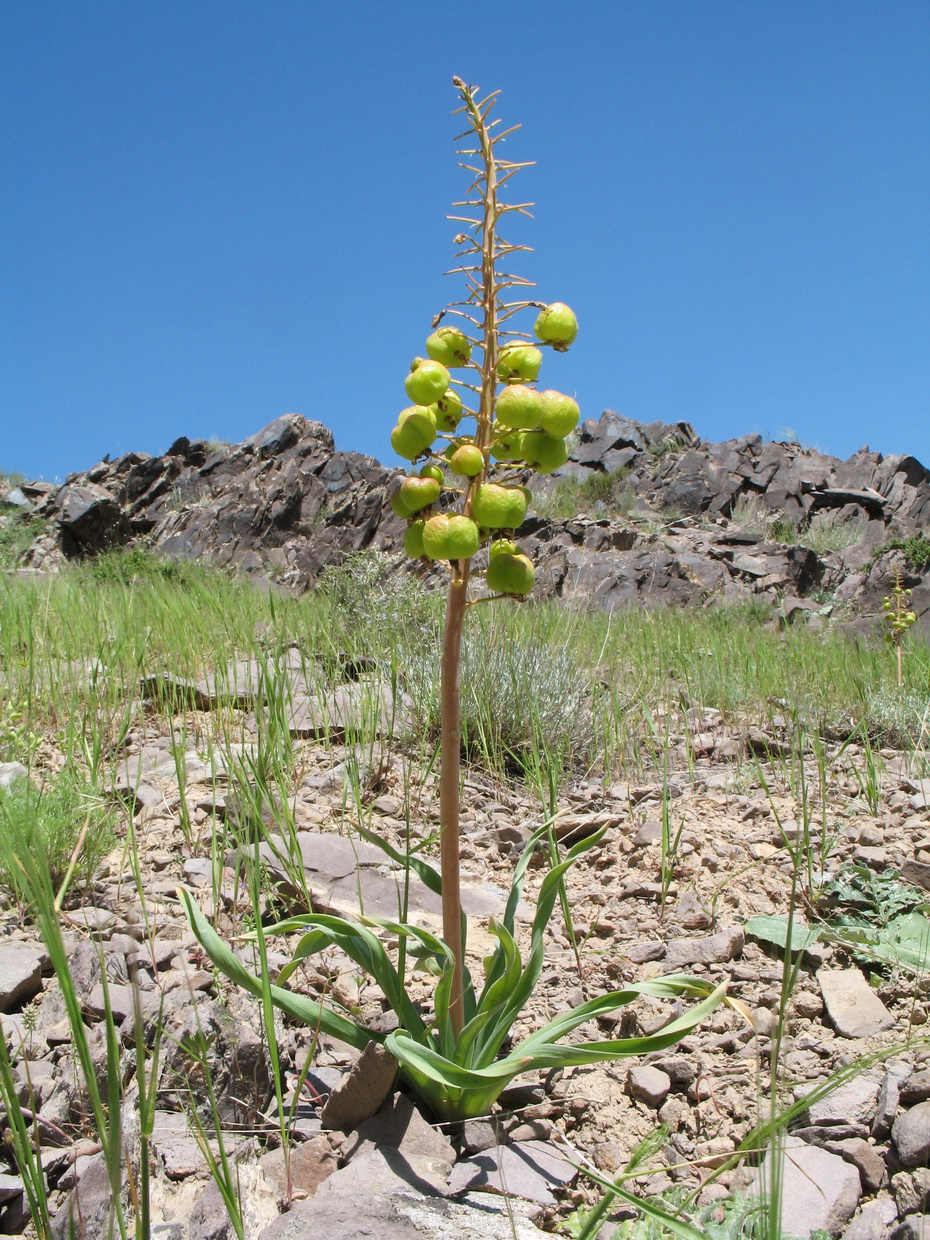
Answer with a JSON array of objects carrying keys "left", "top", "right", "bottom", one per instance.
[{"left": 744, "top": 914, "right": 823, "bottom": 955}]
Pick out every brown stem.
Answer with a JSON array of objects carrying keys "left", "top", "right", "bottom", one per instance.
[
  {"left": 437, "top": 80, "right": 503, "bottom": 1038},
  {"left": 440, "top": 569, "right": 468, "bottom": 1035}
]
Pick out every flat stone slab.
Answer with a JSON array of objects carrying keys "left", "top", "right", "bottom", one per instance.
[
  {"left": 446, "top": 1139, "right": 579, "bottom": 1206},
  {"left": 286, "top": 682, "right": 411, "bottom": 740},
  {"left": 258, "top": 1187, "right": 551, "bottom": 1239},
  {"left": 819, "top": 969, "right": 895, "bottom": 1039},
  {"left": 664, "top": 925, "right": 744, "bottom": 971},
  {"left": 260, "top": 831, "right": 513, "bottom": 932},
  {"left": 802, "top": 1071, "right": 883, "bottom": 1127},
  {"left": 752, "top": 1136, "right": 860, "bottom": 1238}
]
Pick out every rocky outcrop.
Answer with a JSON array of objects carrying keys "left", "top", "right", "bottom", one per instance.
[
  {"left": 22, "top": 415, "right": 407, "bottom": 589},
  {"left": 11, "top": 411, "right": 930, "bottom": 632}
]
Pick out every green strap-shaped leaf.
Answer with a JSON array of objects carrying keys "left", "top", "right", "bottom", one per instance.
[
  {"left": 457, "top": 920, "right": 524, "bottom": 1067},
  {"left": 519, "top": 977, "right": 723, "bottom": 1052},
  {"left": 180, "top": 890, "right": 376, "bottom": 1051},
  {"left": 351, "top": 819, "right": 443, "bottom": 896},
  {"left": 270, "top": 912, "right": 428, "bottom": 1039}
]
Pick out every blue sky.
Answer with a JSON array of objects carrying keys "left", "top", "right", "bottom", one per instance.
[{"left": 2, "top": 1, "right": 928, "bottom": 481}]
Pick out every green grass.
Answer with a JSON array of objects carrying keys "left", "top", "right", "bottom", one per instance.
[
  {"left": 1, "top": 547, "right": 927, "bottom": 789},
  {"left": 532, "top": 467, "right": 635, "bottom": 521},
  {"left": 731, "top": 497, "right": 868, "bottom": 555},
  {"left": 0, "top": 770, "right": 116, "bottom": 906},
  {"left": 0, "top": 513, "right": 46, "bottom": 570}
]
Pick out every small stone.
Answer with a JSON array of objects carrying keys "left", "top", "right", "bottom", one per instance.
[
  {"left": 840, "top": 1197, "right": 900, "bottom": 1240},
  {"left": 319, "top": 1041, "right": 396, "bottom": 1133},
  {"left": 627, "top": 1065, "right": 672, "bottom": 1108},
  {"left": 83, "top": 984, "right": 135, "bottom": 1025},
  {"left": 664, "top": 926, "right": 743, "bottom": 971},
  {"left": 804, "top": 1072, "right": 882, "bottom": 1128},
  {"left": 891, "top": 1168, "right": 930, "bottom": 1216},
  {"left": 891, "top": 1215, "right": 930, "bottom": 1240},
  {"left": 460, "top": 1119, "right": 503, "bottom": 1154},
  {"left": 858, "top": 825, "right": 885, "bottom": 847},
  {"left": 819, "top": 969, "right": 894, "bottom": 1039},
  {"left": 624, "top": 941, "right": 666, "bottom": 964},
  {"left": 823, "top": 1138, "right": 886, "bottom": 1194},
  {"left": 873, "top": 1066, "right": 908, "bottom": 1139},
  {"left": 633, "top": 820, "right": 663, "bottom": 847},
  {"left": 900, "top": 1069, "right": 930, "bottom": 1106},
  {"left": 0, "top": 944, "right": 44, "bottom": 1012},
  {"left": 259, "top": 1136, "right": 337, "bottom": 1200},
  {"left": 0, "top": 763, "right": 28, "bottom": 790}
]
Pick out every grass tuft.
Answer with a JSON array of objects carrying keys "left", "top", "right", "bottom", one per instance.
[{"left": 0, "top": 771, "right": 116, "bottom": 905}]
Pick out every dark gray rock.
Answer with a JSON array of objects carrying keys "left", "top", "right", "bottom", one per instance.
[
  {"left": 22, "top": 412, "right": 930, "bottom": 628},
  {"left": 446, "top": 1139, "right": 579, "bottom": 1206},
  {"left": 340, "top": 1093, "right": 455, "bottom": 1166},
  {"left": 50, "top": 1152, "right": 117, "bottom": 1240}
]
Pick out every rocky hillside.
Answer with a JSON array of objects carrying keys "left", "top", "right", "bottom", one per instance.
[{"left": 6, "top": 411, "right": 930, "bottom": 635}]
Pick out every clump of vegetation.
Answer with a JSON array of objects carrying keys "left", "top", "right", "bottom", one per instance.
[
  {"left": 799, "top": 508, "right": 868, "bottom": 554},
  {"left": 404, "top": 611, "right": 594, "bottom": 776},
  {"left": 0, "top": 772, "right": 116, "bottom": 901},
  {"left": 875, "top": 534, "right": 930, "bottom": 573},
  {"left": 316, "top": 549, "right": 441, "bottom": 658},
  {"left": 87, "top": 545, "right": 201, "bottom": 586},
  {"left": 0, "top": 514, "right": 45, "bottom": 570},
  {"left": 533, "top": 466, "right": 635, "bottom": 521},
  {"left": 647, "top": 432, "right": 689, "bottom": 462},
  {"left": 731, "top": 495, "right": 867, "bottom": 554}
]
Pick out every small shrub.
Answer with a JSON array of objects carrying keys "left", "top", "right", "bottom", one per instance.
[
  {"left": 87, "top": 546, "right": 197, "bottom": 586},
  {"left": 875, "top": 534, "right": 930, "bottom": 573},
  {"left": 316, "top": 549, "right": 440, "bottom": 655},
  {"left": 797, "top": 509, "right": 867, "bottom": 555},
  {"left": 533, "top": 467, "right": 634, "bottom": 521},
  {"left": 0, "top": 515, "right": 45, "bottom": 570},
  {"left": 768, "top": 515, "right": 800, "bottom": 544},
  {"left": 0, "top": 772, "right": 116, "bottom": 900},
  {"left": 404, "top": 619, "right": 594, "bottom": 775},
  {"left": 647, "top": 433, "right": 688, "bottom": 461},
  {"left": 864, "top": 684, "right": 929, "bottom": 746},
  {"left": 729, "top": 492, "right": 770, "bottom": 536}
]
